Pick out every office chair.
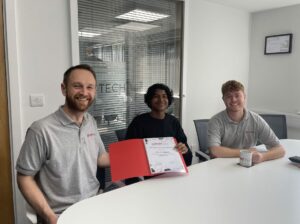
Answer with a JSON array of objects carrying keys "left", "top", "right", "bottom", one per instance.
[
  {"left": 193, "top": 119, "right": 211, "bottom": 161},
  {"left": 115, "top": 128, "right": 127, "bottom": 141},
  {"left": 96, "top": 166, "right": 120, "bottom": 193},
  {"left": 26, "top": 203, "right": 37, "bottom": 224},
  {"left": 104, "top": 114, "right": 118, "bottom": 126},
  {"left": 96, "top": 130, "right": 127, "bottom": 193},
  {"left": 259, "top": 114, "right": 287, "bottom": 139}
]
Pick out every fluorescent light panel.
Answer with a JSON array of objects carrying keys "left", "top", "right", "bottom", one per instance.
[
  {"left": 116, "top": 9, "right": 169, "bottom": 22},
  {"left": 78, "top": 31, "right": 100, "bottom": 38},
  {"left": 116, "top": 22, "right": 159, "bottom": 31},
  {"left": 78, "top": 27, "right": 107, "bottom": 38}
]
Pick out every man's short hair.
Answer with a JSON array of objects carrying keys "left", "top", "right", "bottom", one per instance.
[
  {"left": 221, "top": 80, "right": 244, "bottom": 96},
  {"left": 144, "top": 83, "right": 174, "bottom": 108},
  {"left": 63, "top": 64, "right": 96, "bottom": 85}
]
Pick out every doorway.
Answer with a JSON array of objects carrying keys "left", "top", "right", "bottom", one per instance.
[{"left": 0, "top": 0, "right": 15, "bottom": 223}]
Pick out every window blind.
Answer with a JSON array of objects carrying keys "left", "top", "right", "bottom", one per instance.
[{"left": 77, "top": 0, "right": 183, "bottom": 150}]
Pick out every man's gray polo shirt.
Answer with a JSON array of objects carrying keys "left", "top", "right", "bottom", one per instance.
[
  {"left": 208, "top": 109, "right": 280, "bottom": 149},
  {"left": 16, "top": 107, "right": 106, "bottom": 214}
]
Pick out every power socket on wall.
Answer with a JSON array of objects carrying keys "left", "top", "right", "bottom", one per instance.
[{"left": 30, "top": 94, "right": 45, "bottom": 107}]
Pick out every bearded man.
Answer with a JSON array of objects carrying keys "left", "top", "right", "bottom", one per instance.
[{"left": 16, "top": 64, "right": 109, "bottom": 224}]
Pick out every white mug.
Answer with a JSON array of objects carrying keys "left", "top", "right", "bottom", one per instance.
[{"left": 240, "top": 150, "right": 253, "bottom": 167}]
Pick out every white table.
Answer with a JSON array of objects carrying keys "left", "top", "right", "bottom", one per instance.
[{"left": 58, "top": 139, "right": 300, "bottom": 224}]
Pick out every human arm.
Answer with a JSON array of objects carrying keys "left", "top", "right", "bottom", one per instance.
[
  {"left": 208, "top": 115, "right": 240, "bottom": 158},
  {"left": 176, "top": 142, "right": 188, "bottom": 154},
  {"left": 210, "top": 144, "right": 285, "bottom": 162},
  {"left": 207, "top": 113, "right": 251, "bottom": 158},
  {"left": 17, "top": 173, "right": 58, "bottom": 224},
  {"left": 173, "top": 120, "right": 193, "bottom": 166},
  {"left": 16, "top": 127, "right": 57, "bottom": 223},
  {"left": 253, "top": 115, "right": 285, "bottom": 163},
  {"left": 210, "top": 145, "right": 241, "bottom": 158},
  {"left": 125, "top": 116, "right": 139, "bottom": 140},
  {"left": 97, "top": 151, "right": 110, "bottom": 167},
  {"left": 97, "top": 128, "right": 110, "bottom": 167},
  {"left": 250, "top": 145, "right": 285, "bottom": 164}
]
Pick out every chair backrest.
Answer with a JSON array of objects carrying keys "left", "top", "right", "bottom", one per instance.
[
  {"left": 26, "top": 203, "right": 37, "bottom": 224},
  {"left": 97, "top": 130, "right": 127, "bottom": 191},
  {"left": 115, "top": 128, "right": 127, "bottom": 141},
  {"left": 193, "top": 119, "right": 210, "bottom": 154},
  {"left": 259, "top": 114, "right": 287, "bottom": 139},
  {"left": 104, "top": 114, "right": 118, "bottom": 125}
]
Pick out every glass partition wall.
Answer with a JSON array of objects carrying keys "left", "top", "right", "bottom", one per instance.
[{"left": 77, "top": 0, "right": 184, "bottom": 148}]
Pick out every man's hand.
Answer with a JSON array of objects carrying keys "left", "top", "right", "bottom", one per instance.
[
  {"left": 249, "top": 148, "right": 264, "bottom": 164},
  {"left": 47, "top": 214, "right": 58, "bottom": 224}
]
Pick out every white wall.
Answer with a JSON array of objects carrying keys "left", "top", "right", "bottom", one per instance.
[
  {"left": 6, "top": 0, "right": 72, "bottom": 223},
  {"left": 183, "top": 0, "right": 250, "bottom": 151},
  {"left": 248, "top": 4, "right": 300, "bottom": 139},
  {"left": 6, "top": 0, "right": 250, "bottom": 223}
]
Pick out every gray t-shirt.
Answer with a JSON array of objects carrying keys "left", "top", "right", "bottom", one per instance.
[
  {"left": 16, "top": 107, "right": 106, "bottom": 214},
  {"left": 208, "top": 109, "right": 280, "bottom": 149}
]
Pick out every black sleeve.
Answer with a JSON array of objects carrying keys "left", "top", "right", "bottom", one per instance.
[
  {"left": 183, "top": 146, "right": 193, "bottom": 166},
  {"left": 125, "top": 117, "right": 139, "bottom": 139},
  {"left": 173, "top": 118, "right": 193, "bottom": 166}
]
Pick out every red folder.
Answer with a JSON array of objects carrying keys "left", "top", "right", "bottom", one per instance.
[{"left": 109, "top": 138, "right": 188, "bottom": 182}]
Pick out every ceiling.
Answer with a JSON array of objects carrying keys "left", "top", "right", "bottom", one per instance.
[
  {"left": 78, "top": 0, "right": 178, "bottom": 45},
  {"left": 206, "top": 0, "right": 300, "bottom": 12},
  {"left": 77, "top": 0, "right": 300, "bottom": 46}
]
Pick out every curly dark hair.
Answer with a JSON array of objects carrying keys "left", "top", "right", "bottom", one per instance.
[
  {"left": 144, "top": 83, "right": 174, "bottom": 109},
  {"left": 63, "top": 64, "right": 96, "bottom": 85}
]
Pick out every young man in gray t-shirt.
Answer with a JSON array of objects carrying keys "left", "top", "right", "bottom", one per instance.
[{"left": 208, "top": 80, "right": 285, "bottom": 164}]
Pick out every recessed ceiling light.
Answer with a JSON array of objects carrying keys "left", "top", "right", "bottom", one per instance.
[
  {"left": 115, "top": 22, "right": 159, "bottom": 31},
  {"left": 116, "top": 9, "right": 169, "bottom": 22},
  {"left": 78, "top": 31, "right": 101, "bottom": 38},
  {"left": 78, "top": 28, "right": 108, "bottom": 38}
]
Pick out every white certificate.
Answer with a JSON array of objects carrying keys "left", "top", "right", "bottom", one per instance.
[
  {"left": 143, "top": 137, "right": 186, "bottom": 174},
  {"left": 265, "top": 34, "right": 292, "bottom": 54}
]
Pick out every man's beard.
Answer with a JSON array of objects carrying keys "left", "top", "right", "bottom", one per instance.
[{"left": 65, "top": 93, "right": 94, "bottom": 112}]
